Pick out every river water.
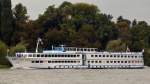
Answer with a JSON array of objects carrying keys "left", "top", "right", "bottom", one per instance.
[{"left": 0, "top": 68, "right": 150, "bottom": 84}]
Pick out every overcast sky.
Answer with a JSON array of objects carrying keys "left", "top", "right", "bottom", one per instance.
[{"left": 12, "top": 0, "right": 150, "bottom": 24}]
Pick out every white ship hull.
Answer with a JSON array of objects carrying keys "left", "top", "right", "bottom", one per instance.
[{"left": 6, "top": 51, "right": 144, "bottom": 69}]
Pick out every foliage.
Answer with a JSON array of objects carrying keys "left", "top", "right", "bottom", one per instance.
[
  {"left": 0, "top": 41, "right": 9, "bottom": 65},
  {"left": 10, "top": 42, "right": 27, "bottom": 55},
  {"left": 144, "top": 49, "right": 150, "bottom": 66},
  {"left": 106, "top": 39, "right": 126, "bottom": 52}
]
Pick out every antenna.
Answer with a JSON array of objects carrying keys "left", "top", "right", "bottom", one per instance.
[{"left": 35, "top": 38, "right": 43, "bottom": 53}]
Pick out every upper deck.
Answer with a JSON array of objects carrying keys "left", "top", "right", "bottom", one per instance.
[{"left": 43, "top": 47, "right": 98, "bottom": 53}]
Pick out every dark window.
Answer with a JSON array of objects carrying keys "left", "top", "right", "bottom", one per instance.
[
  {"left": 45, "top": 55, "right": 48, "bottom": 57},
  {"left": 99, "top": 55, "right": 101, "bottom": 57},
  {"left": 88, "top": 61, "right": 90, "bottom": 63},
  {"left": 103, "top": 55, "right": 105, "bottom": 57},
  {"left": 31, "top": 61, "right": 35, "bottom": 63},
  {"left": 110, "top": 55, "right": 112, "bottom": 57},
  {"left": 95, "top": 61, "right": 98, "bottom": 63},
  {"left": 52, "top": 55, "right": 54, "bottom": 57},
  {"left": 107, "top": 55, "right": 109, "bottom": 57},
  {"left": 125, "top": 61, "right": 127, "bottom": 63},
  {"left": 114, "top": 61, "right": 116, "bottom": 63},
  {"left": 41, "top": 55, "right": 44, "bottom": 57},
  {"left": 118, "top": 61, "right": 120, "bottom": 63},
  {"left": 121, "top": 55, "right": 123, "bottom": 58},
  {"left": 91, "top": 55, "right": 94, "bottom": 57},
  {"left": 37, "top": 55, "right": 40, "bottom": 57},
  {"left": 121, "top": 61, "right": 124, "bottom": 63},
  {"left": 35, "top": 61, "right": 39, "bottom": 63},
  {"left": 114, "top": 55, "right": 116, "bottom": 58},
  {"left": 99, "top": 61, "right": 101, "bottom": 63},
  {"left": 48, "top": 55, "right": 51, "bottom": 57},
  {"left": 107, "top": 61, "right": 109, "bottom": 63},
  {"left": 40, "top": 61, "right": 43, "bottom": 63},
  {"left": 95, "top": 55, "right": 98, "bottom": 57},
  {"left": 117, "top": 55, "right": 120, "bottom": 58},
  {"left": 91, "top": 61, "right": 94, "bottom": 63}
]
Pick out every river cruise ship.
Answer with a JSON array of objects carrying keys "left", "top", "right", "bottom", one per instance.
[{"left": 7, "top": 39, "right": 144, "bottom": 69}]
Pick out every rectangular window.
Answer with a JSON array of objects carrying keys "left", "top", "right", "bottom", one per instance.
[
  {"left": 99, "top": 55, "right": 101, "bottom": 57},
  {"left": 41, "top": 55, "right": 44, "bottom": 57},
  {"left": 95, "top": 55, "right": 98, "bottom": 57},
  {"left": 40, "top": 61, "right": 43, "bottom": 63},
  {"left": 35, "top": 61, "right": 39, "bottom": 63},
  {"left": 37, "top": 54, "right": 40, "bottom": 57}
]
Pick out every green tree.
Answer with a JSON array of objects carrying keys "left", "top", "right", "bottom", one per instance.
[
  {"left": 0, "top": 40, "right": 10, "bottom": 66},
  {"left": 106, "top": 39, "right": 126, "bottom": 52},
  {"left": 144, "top": 49, "right": 150, "bottom": 66},
  {"left": 0, "top": 0, "right": 13, "bottom": 46},
  {"left": 10, "top": 42, "right": 27, "bottom": 55},
  {"left": 13, "top": 3, "right": 28, "bottom": 22}
]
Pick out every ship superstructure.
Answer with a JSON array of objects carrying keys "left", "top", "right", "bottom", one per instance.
[{"left": 6, "top": 39, "right": 144, "bottom": 69}]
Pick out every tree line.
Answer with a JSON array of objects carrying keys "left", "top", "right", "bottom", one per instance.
[{"left": 0, "top": 1, "right": 150, "bottom": 67}]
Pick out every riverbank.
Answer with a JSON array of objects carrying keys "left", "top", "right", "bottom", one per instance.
[{"left": 0, "top": 68, "right": 150, "bottom": 84}]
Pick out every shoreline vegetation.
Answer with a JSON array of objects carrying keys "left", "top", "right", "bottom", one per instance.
[{"left": 0, "top": 1, "right": 150, "bottom": 67}]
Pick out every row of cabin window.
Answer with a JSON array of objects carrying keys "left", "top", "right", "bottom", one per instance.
[
  {"left": 28, "top": 54, "right": 80, "bottom": 58},
  {"left": 31, "top": 60, "right": 80, "bottom": 63},
  {"left": 65, "top": 48, "right": 97, "bottom": 51},
  {"left": 91, "top": 55, "right": 142, "bottom": 58},
  {"left": 48, "top": 60, "right": 80, "bottom": 63},
  {"left": 87, "top": 60, "right": 143, "bottom": 63},
  {"left": 76, "top": 48, "right": 97, "bottom": 51}
]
